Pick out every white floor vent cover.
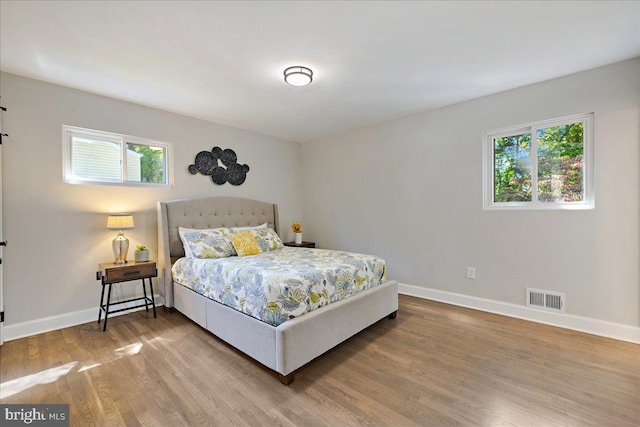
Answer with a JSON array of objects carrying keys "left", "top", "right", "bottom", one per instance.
[{"left": 526, "top": 288, "right": 565, "bottom": 313}]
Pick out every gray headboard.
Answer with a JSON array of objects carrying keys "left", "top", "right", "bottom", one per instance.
[{"left": 157, "top": 196, "right": 279, "bottom": 307}]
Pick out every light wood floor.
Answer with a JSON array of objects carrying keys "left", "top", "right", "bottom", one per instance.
[{"left": 1, "top": 295, "right": 638, "bottom": 426}]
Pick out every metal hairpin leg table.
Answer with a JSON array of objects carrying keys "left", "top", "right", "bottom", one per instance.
[{"left": 97, "top": 261, "right": 157, "bottom": 331}]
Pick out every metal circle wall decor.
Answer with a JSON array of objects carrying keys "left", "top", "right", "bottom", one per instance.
[
  {"left": 188, "top": 146, "right": 250, "bottom": 186},
  {"left": 211, "top": 166, "right": 228, "bottom": 185},
  {"left": 221, "top": 148, "right": 237, "bottom": 166},
  {"left": 194, "top": 151, "right": 217, "bottom": 175}
]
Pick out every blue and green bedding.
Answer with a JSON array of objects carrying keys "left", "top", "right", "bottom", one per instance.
[{"left": 172, "top": 247, "right": 386, "bottom": 326}]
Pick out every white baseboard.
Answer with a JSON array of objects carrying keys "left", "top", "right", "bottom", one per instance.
[
  {"left": 2, "top": 294, "right": 164, "bottom": 342},
  {"left": 4, "top": 286, "right": 638, "bottom": 345},
  {"left": 398, "top": 283, "right": 640, "bottom": 344}
]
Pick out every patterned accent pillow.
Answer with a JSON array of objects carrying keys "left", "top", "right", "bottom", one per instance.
[
  {"left": 178, "top": 227, "right": 236, "bottom": 259},
  {"left": 229, "top": 231, "right": 263, "bottom": 257},
  {"left": 251, "top": 228, "right": 284, "bottom": 252}
]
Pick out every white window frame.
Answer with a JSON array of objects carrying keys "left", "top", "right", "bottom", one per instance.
[
  {"left": 62, "top": 125, "right": 173, "bottom": 188},
  {"left": 482, "top": 113, "right": 594, "bottom": 210}
]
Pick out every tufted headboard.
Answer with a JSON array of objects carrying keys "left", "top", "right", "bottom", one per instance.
[{"left": 157, "top": 196, "right": 279, "bottom": 307}]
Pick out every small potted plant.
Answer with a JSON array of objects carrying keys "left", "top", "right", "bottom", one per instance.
[
  {"left": 291, "top": 222, "right": 303, "bottom": 245},
  {"left": 134, "top": 244, "right": 150, "bottom": 262}
]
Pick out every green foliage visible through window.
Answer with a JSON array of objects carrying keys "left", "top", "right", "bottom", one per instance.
[
  {"left": 536, "top": 123, "right": 583, "bottom": 202},
  {"left": 494, "top": 133, "right": 532, "bottom": 202},
  {"left": 494, "top": 123, "right": 583, "bottom": 203},
  {"left": 485, "top": 113, "right": 592, "bottom": 209},
  {"left": 127, "top": 143, "right": 166, "bottom": 184}
]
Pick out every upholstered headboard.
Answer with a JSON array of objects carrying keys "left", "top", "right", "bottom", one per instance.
[{"left": 157, "top": 196, "right": 279, "bottom": 307}]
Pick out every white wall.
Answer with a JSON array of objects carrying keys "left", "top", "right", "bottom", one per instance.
[
  {"left": 2, "top": 58, "right": 638, "bottom": 339},
  {"left": 0, "top": 72, "right": 302, "bottom": 328},
  {"left": 302, "top": 59, "right": 640, "bottom": 328}
]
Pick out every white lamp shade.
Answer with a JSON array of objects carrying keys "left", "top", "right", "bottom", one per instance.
[{"left": 107, "top": 214, "right": 135, "bottom": 229}]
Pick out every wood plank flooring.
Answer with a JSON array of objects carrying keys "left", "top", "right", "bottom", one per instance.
[{"left": 1, "top": 295, "right": 638, "bottom": 426}]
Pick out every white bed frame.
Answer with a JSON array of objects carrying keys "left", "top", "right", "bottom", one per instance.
[{"left": 157, "top": 196, "right": 398, "bottom": 384}]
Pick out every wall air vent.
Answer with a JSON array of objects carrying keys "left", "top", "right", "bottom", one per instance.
[{"left": 526, "top": 288, "right": 565, "bottom": 313}]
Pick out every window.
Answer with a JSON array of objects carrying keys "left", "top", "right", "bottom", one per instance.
[
  {"left": 62, "top": 125, "right": 172, "bottom": 187},
  {"left": 483, "top": 113, "right": 594, "bottom": 210}
]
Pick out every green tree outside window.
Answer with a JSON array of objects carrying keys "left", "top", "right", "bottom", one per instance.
[
  {"left": 493, "top": 122, "right": 584, "bottom": 203},
  {"left": 127, "top": 143, "right": 166, "bottom": 184}
]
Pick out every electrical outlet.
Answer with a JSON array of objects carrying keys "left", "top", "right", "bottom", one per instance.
[{"left": 466, "top": 267, "right": 476, "bottom": 280}]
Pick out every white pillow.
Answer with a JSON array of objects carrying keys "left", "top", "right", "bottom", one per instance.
[{"left": 230, "top": 223, "right": 267, "bottom": 232}]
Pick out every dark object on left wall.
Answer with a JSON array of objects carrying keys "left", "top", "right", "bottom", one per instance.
[{"left": 188, "top": 147, "right": 250, "bottom": 185}]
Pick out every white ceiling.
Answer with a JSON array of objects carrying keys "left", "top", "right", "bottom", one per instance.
[{"left": 1, "top": 1, "right": 639, "bottom": 143}]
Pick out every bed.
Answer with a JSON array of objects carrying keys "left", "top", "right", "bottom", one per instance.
[{"left": 157, "top": 196, "right": 398, "bottom": 384}]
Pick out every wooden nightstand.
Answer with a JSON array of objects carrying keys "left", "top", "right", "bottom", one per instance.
[
  {"left": 283, "top": 241, "right": 316, "bottom": 248},
  {"left": 97, "top": 261, "right": 157, "bottom": 331}
]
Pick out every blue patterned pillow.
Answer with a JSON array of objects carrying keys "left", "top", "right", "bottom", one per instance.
[
  {"left": 178, "top": 227, "right": 236, "bottom": 258},
  {"left": 250, "top": 228, "right": 283, "bottom": 252}
]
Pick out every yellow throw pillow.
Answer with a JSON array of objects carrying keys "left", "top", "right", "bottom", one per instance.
[{"left": 229, "top": 231, "right": 263, "bottom": 257}]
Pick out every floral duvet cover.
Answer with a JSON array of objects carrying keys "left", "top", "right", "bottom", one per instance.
[{"left": 171, "top": 247, "right": 386, "bottom": 326}]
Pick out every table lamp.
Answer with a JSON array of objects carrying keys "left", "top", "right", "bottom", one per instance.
[{"left": 107, "top": 214, "right": 135, "bottom": 264}]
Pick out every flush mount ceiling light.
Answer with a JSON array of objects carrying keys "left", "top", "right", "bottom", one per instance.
[{"left": 284, "top": 66, "right": 313, "bottom": 86}]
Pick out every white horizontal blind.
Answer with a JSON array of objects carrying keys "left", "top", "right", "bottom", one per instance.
[{"left": 71, "top": 137, "right": 123, "bottom": 182}]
